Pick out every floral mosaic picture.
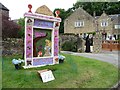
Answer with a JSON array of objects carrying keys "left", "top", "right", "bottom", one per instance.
[{"left": 33, "top": 28, "right": 52, "bottom": 57}]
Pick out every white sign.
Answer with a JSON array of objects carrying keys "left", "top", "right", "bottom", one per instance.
[{"left": 40, "top": 70, "right": 55, "bottom": 83}]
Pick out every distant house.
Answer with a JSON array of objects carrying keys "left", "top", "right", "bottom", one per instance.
[
  {"left": 1, "top": 3, "right": 21, "bottom": 39},
  {"left": 0, "top": 3, "right": 9, "bottom": 17},
  {"left": 97, "top": 12, "right": 120, "bottom": 39},
  {"left": 0, "top": 3, "right": 9, "bottom": 37},
  {"left": 64, "top": 7, "right": 95, "bottom": 36},
  {"left": 64, "top": 7, "right": 120, "bottom": 39}
]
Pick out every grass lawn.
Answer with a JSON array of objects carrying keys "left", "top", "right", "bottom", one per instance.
[
  {"left": 2, "top": 53, "right": 119, "bottom": 88},
  {"left": 0, "top": 56, "right": 2, "bottom": 89}
]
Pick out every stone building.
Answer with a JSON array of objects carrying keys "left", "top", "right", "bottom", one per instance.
[
  {"left": 0, "top": 3, "right": 9, "bottom": 48},
  {"left": 0, "top": 3, "right": 9, "bottom": 17},
  {"left": 97, "top": 12, "right": 120, "bottom": 40},
  {"left": 0, "top": 3, "right": 9, "bottom": 35},
  {"left": 64, "top": 7, "right": 120, "bottom": 40},
  {"left": 64, "top": 7, "right": 95, "bottom": 37}
]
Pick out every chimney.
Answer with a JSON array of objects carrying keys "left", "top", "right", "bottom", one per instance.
[
  {"left": 103, "top": 10, "right": 105, "bottom": 13},
  {"left": 93, "top": 11, "right": 96, "bottom": 18}
]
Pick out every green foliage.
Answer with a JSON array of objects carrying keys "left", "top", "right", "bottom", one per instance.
[
  {"left": 2, "top": 54, "right": 118, "bottom": 88},
  {"left": 88, "top": 32, "right": 96, "bottom": 35},
  {"left": 62, "top": 41, "right": 77, "bottom": 52},
  {"left": 73, "top": 2, "right": 120, "bottom": 16},
  {"left": 0, "top": 57, "right": 1, "bottom": 89},
  {"left": 53, "top": 9, "right": 66, "bottom": 33},
  {"left": 17, "top": 18, "right": 25, "bottom": 38},
  {"left": 53, "top": 8, "right": 73, "bottom": 33},
  {"left": 62, "top": 41, "right": 72, "bottom": 51}
]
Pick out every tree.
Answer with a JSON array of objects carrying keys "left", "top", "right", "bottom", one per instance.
[
  {"left": 53, "top": 9, "right": 66, "bottom": 33},
  {"left": 2, "top": 14, "right": 21, "bottom": 39},
  {"left": 17, "top": 18, "right": 25, "bottom": 38},
  {"left": 73, "top": 1, "right": 120, "bottom": 16},
  {"left": 53, "top": 8, "right": 73, "bottom": 33}
]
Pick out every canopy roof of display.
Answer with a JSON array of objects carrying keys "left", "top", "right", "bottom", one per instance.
[
  {"left": 24, "top": 12, "right": 61, "bottom": 22},
  {"left": 35, "top": 5, "right": 54, "bottom": 16},
  {"left": 24, "top": 5, "right": 61, "bottom": 22}
]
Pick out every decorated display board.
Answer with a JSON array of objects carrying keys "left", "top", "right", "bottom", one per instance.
[{"left": 23, "top": 5, "right": 61, "bottom": 68}]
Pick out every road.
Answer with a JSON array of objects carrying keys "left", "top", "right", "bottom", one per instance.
[{"left": 61, "top": 51, "right": 119, "bottom": 68}]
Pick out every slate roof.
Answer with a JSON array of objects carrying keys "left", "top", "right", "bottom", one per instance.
[
  {"left": 109, "top": 14, "right": 120, "bottom": 23},
  {"left": 0, "top": 3, "right": 9, "bottom": 11},
  {"left": 95, "top": 14, "right": 120, "bottom": 24},
  {"left": 109, "top": 14, "right": 120, "bottom": 19}
]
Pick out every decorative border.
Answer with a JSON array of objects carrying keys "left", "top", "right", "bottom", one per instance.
[
  {"left": 24, "top": 12, "right": 61, "bottom": 67},
  {"left": 24, "top": 12, "right": 61, "bottom": 22}
]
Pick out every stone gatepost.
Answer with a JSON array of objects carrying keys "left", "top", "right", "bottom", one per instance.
[
  {"left": 93, "top": 31, "right": 102, "bottom": 53},
  {"left": 77, "top": 34, "right": 85, "bottom": 53}
]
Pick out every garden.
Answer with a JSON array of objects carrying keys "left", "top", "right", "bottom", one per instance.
[{"left": 2, "top": 53, "right": 119, "bottom": 88}]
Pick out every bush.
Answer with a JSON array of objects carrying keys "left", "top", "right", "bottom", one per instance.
[
  {"left": 62, "top": 41, "right": 77, "bottom": 52},
  {"left": 62, "top": 41, "right": 72, "bottom": 51},
  {"left": 71, "top": 41, "right": 77, "bottom": 52}
]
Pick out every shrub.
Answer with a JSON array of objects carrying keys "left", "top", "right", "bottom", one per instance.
[
  {"left": 62, "top": 41, "right": 72, "bottom": 51},
  {"left": 62, "top": 40, "right": 77, "bottom": 52}
]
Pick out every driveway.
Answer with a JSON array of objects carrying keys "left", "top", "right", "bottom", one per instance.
[{"left": 61, "top": 51, "right": 119, "bottom": 68}]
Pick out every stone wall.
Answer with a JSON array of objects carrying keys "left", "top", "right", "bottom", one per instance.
[
  {"left": 59, "top": 34, "right": 85, "bottom": 52},
  {"left": 2, "top": 38, "right": 24, "bottom": 56},
  {"left": 93, "top": 32, "right": 102, "bottom": 53}
]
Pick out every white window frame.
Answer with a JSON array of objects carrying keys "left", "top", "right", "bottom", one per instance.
[
  {"left": 75, "top": 20, "right": 84, "bottom": 27},
  {"left": 101, "top": 20, "right": 108, "bottom": 27},
  {"left": 114, "top": 25, "right": 120, "bottom": 29}
]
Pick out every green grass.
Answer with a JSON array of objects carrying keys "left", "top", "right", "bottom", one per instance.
[
  {"left": 2, "top": 53, "right": 119, "bottom": 88},
  {"left": 0, "top": 56, "right": 2, "bottom": 89}
]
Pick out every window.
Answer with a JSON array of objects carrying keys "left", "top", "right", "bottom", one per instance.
[
  {"left": 101, "top": 20, "right": 108, "bottom": 27},
  {"left": 75, "top": 20, "right": 84, "bottom": 27},
  {"left": 114, "top": 25, "right": 120, "bottom": 29}
]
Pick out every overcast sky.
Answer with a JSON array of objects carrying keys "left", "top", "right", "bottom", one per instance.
[{"left": 0, "top": 0, "right": 77, "bottom": 20}]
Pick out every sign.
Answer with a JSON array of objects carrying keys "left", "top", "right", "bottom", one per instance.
[
  {"left": 38, "top": 70, "right": 55, "bottom": 83},
  {"left": 34, "top": 19, "right": 53, "bottom": 28}
]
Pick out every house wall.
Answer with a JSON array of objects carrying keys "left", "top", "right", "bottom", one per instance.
[
  {"left": 0, "top": 7, "right": 9, "bottom": 39},
  {"left": 64, "top": 8, "right": 95, "bottom": 34},
  {"left": 112, "top": 15, "right": 120, "bottom": 36},
  {"left": 64, "top": 8, "right": 120, "bottom": 40},
  {"left": 97, "top": 13, "right": 113, "bottom": 35}
]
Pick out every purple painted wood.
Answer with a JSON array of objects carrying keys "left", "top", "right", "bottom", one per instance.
[
  {"left": 26, "top": 25, "right": 32, "bottom": 58},
  {"left": 33, "top": 58, "right": 53, "bottom": 66},
  {"left": 34, "top": 19, "right": 53, "bottom": 28},
  {"left": 54, "top": 30, "right": 59, "bottom": 56},
  {"left": 24, "top": 13, "right": 61, "bottom": 22}
]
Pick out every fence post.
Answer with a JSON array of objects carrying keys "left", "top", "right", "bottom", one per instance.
[{"left": 110, "top": 41, "right": 112, "bottom": 51}]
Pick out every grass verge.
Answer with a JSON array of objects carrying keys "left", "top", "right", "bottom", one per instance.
[{"left": 2, "top": 53, "right": 119, "bottom": 88}]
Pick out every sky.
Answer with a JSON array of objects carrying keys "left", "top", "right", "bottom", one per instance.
[{"left": 0, "top": 0, "right": 77, "bottom": 20}]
